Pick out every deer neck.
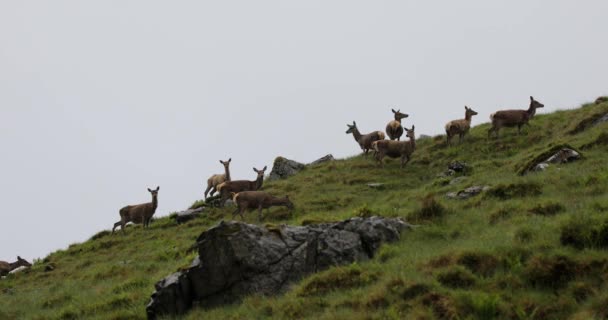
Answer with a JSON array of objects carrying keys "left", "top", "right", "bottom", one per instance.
[
  {"left": 151, "top": 195, "right": 158, "bottom": 211},
  {"left": 255, "top": 175, "right": 264, "bottom": 190},
  {"left": 464, "top": 113, "right": 473, "bottom": 123},
  {"left": 394, "top": 116, "right": 403, "bottom": 123},
  {"left": 224, "top": 166, "right": 231, "bottom": 182},
  {"left": 351, "top": 128, "right": 362, "bottom": 143},
  {"left": 527, "top": 105, "right": 537, "bottom": 118},
  {"left": 409, "top": 135, "right": 416, "bottom": 149}
]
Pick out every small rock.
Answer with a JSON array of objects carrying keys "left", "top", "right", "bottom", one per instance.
[
  {"left": 309, "top": 154, "right": 335, "bottom": 166},
  {"left": 44, "top": 264, "right": 55, "bottom": 272},
  {"left": 367, "top": 183, "right": 385, "bottom": 190},
  {"left": 446, "top": 186, "right": 490, "bottom": 200},
  {"left": 174, "top": 207, "right": 205, "bottom": 224},
  {"left": 449, "top": 177, "right": 468, "bottom": 185},
  {"left": 448, "top": 161, "right": 471, "bottom": 174},
  {"left": 533, "top": 163, "right": 550, "bottom": 172},
  {"left": 530, "top": 148, "right": 581, "bottom": 173}
]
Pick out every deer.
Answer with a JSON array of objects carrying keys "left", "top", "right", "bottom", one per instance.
[
  {"left": 0, "top": 256, "right": 32, "bottom": 276},
  {"left": 217, "top": 166, "right": 267, "bottom": 206},
  {"left": 488, "top": 96, "right": 545, "bottom": 138},
  {"left": 445, "top": 106, "right": 479, "bottom": 145},
  {"left": 386, "top": 109, "right": 409, "bottom": 141},
  {"left": 204, "top": 158, "right": 232, "bottom": 199},
  {"left": 112, "top": 187, "right": 159, "bottom": 234},
  {"left": 231, "top": 191, "right": 294, "bottom": 221},
  {"left": 346, "top": 121, "right": 385, "bottom": 157},
  {"left": 374, "top": 125, "right": 416, "bottom": 168}
]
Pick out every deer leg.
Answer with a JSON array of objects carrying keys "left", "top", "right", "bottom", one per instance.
[
  {"left": 517, "top": 124, "right": 522, "bottom": 135},
  {"left": 258, "top": 205, "right": 264, "bottom": 222},
  {"left": 112, "top": 221, "right": 122, "bottom": 234},
  {"left": 204, "top": 185, "right": 213, "bottom": 199},
  {"left": 231, "top": 206, "right": 240, "bottom": 220},
  {"left": 459, "top": 133, "right": 464, "bottom": 143}
]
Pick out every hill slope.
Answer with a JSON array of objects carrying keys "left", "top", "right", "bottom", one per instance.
[{"left": 2, "top": 100, "right": 608, "bottom": 320}]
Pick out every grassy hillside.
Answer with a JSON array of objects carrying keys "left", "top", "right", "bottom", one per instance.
[{"left": 2, "top": 100, "right": 608, "bottom": 320}]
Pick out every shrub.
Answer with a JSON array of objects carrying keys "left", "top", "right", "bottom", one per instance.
[
  {"left": 485, "top": 183, "right": 542, "bottom": 200},
  {"left": 525, "top": 255, "right": 578, "bottom": 289},
  {"left": 560, "top": 217, "right": 608, "bottom": 249},
  {"left": 408, "top": 195, "right": 448, "bottom": 222},
  {"left": 436, "top": 267, "right": 476, "bottom": 289},
  {"left": 457, "top": 252, "right": 499, "bottom": 277},
  {"left": 89, "top": 230, "right": 111, "bottom": 241}
]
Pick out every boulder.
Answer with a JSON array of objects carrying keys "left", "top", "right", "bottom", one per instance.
[
  {"left": 268, "top": 154, "right": 335, "bottom": 181},
  {"left": 446, "top": 186, "right": 490, "bottom": 200},
  {"left": 174, "top": 208, "right": 205, "bottom": 224},
  {"left": 146, "top": 217, "right": 410, "bottom": 319}
]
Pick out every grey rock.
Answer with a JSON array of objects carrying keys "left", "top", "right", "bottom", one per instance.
[
  {"left": 449, "top": 177, "right": 468, "bottom": 185},
  {"left": 147, "top": 217, "right": 410, "bottom": 319},
  {"left": 268, "top": 157, "right": 306, "bottom": 181},
  {"left": 268, "top": 154, "right": 335, "bottom": 181},
  {"left": 174, "top": 208, "right": 205, "bottom": 224},
  {"left": 446, "top": 186, "right": 490, "bottom": 200},
  {"left": 367, "top": 183, "right": 385, "bottom": 189},
  {"left": 532, "top": 148, "right": 581, "bottom": 172},
  {"left": 309, "top": 154, "right": 335, "bottom": 166}
]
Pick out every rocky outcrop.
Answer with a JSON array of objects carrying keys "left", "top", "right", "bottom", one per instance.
[
  {"left": 146, "top": 216, "right": 410, "bottom": 319},
  {"left": 519, "top": 146, "right": 582, "bottom": 175},
  {"left": 268, "top": 154, "right": 335, "bottom": 181}
]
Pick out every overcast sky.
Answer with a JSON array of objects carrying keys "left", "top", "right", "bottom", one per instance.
[{"left": 1, "top": 1, "right": 607, "bottom": 261}]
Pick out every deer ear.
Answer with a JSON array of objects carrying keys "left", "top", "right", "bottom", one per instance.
[
  {"left": 156, "top": 186, "right": 160, "bottom": 191},
  {"left": 148, "top": 188, "right": 152, "bottom": 192},
  {"left": 353, "top": 121, "right": 356, "bottom": 126},
  {"left": 465, "top": 106, "right": 468, "bottom": 110},
  {"left": 530, "top": 96, "right": 534, "bottom": 101},
  {"left": 412, "top": 125, "right": 415, "bottom": 130},
  {"left": 253, "top": 167, "right": 258, "bottom": 173},
  {"left": 392, "top": 109, "right": 396, "bottom": 113},
  {"left": 228, "top": 158, "right": 232, "bottom": 163},
  {"left": 263, "top": 166, "right": 267, "bottom": 171}
]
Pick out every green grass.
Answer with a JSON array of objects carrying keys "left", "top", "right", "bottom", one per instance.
[{"left": 2, "top": 100, "right": 608, "bottom": 319}]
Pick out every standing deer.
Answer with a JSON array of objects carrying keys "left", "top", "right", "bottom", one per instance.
[
  {"left": 0, "top": 256, "right": 32, "bottom": 276},
  {"left": 204, "top": 158, "right": 232, "bottom": 199},
  {"left": 231, "top": 191, "right": 294, "bottom": 221},
  {"left": 346, "top": 121, "right": 385, "bottom": 156},
  {"left": 112, "top": 187, "right": 159, "bottom": 234},
  {"left": 445, "top": 106, "right": 479, "bottom": 145},
  {"left": 488, "top": 96, "right": 545, "bottom": 138},
  {"left": 374, "top": 125, "right": 416, "bottom": 168},
  {"left": 386, "top": 109, "right": 409, "bottom": 141},
  {"left": 217, "top": 166, "right": 267, "bottom": 206}
]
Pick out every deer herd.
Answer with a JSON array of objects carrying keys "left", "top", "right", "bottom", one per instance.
[{"left": 3, "top": 97, "right": 547, "bottom": 271}]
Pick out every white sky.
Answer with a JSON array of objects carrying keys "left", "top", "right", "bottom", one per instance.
[{"left": 1, "top": 1, "right": 607, "bottom": 261}]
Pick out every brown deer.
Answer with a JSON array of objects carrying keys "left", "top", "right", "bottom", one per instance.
[
  {"left": 346, "top": 121, "right": 385, "bottom": 156},
  {"left": 374, "top": 125, "right": 416, "bottom": 168},
  {"left": 0, "top": 256, "right": 32, "bottom": 276},
  {"left": 204, "top": 158, "right": 232, "bottom": 199},
  {"left": 217, "top": 166, "right": 267, "bottom": 205},
  {"left": 445, "top": 106, "right": 479, "bottom": 145},
  {"left": 231, "top": 191, "right": 294, "bottom": 221},
  {"left": 112, "top": 187, "right": 159, "bottom": 234},
  {"left": 386, "top": 109, "right": 409, "bottom": 141},
  {"left": 488, "top": 96, "right": 544, "bottom": 138}
]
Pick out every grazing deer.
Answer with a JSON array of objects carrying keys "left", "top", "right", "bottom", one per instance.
[
  {"left": 217, "top": 167, "right": 267, "bottom": 206},
  {"left": 231, "top": 191, "right": 294, "bottom": 221},
  {"left": 204, "top": 158, "right": 232, "bottom": 199},
  {"left": 488, "top": 96, "right": 544, "bottom": 138},
  {"left": 0, "top": 256, "right": 32, "bottom": 276},
  {"left": 386, "top": 109, "right": 409, "bottom": 141},
  {"left": 346, "top": 121, "right": 385, "bottom": 156},
  {"left": 374, "top": 125, "right": 416, "bottom": 168},
  {"left": 445, "top": 106, "right": 479, "bottom": 145},
  {"left": 112, "top": 187, "right": 159, "bottom": 234}
]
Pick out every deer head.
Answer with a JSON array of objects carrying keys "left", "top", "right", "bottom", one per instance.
[
  {"left": 220, "top": 158, "right": 232, "bottom": 169},
  {"left": 530, "top": 96, "right": 544, "bottom": 109},
  {"left": 16, "top": 256, "right": 32, "bottom": 268},
  {"left": 465, "top": 106, "right": 479, "bottom": 119},
  {"left": 405, "top": 125, "right": 415, "bottom": 139},
  {"left": 147, "top": 186, "right": 160, "bottom": 198},
  {"left": 392, "top": 109, "right": 409, "bottom": 121},
  {"left": 253, "top": 166, "right": 267, "bottom": 179},
  {"left": 346, "top": 121, "right": 357, "bottom": 134}
]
